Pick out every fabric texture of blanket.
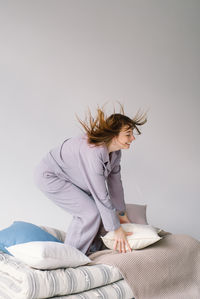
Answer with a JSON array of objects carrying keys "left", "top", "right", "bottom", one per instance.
[{"left": 88, "top": 230, "right": 200, "bottom": 299}]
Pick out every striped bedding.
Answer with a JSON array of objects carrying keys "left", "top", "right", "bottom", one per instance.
[
  {"left": 0, "top": 251, "right": 134, "bottom": 299},
  {"left": 48, "top": 280, "right": 133, "bottom": 298}
]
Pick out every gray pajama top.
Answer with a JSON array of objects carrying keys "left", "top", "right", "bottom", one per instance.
[{"left": 42, "top": 133, "right": 126, "bottom": 231}]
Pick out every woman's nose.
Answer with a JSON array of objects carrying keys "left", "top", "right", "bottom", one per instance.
[{"left": 131, "top": 135, "right": 135, "bottom": 141}]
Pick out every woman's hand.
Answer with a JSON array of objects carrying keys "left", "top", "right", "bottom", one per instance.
[
  {"left": 113, "top": 226, "right": 133, "bottom": 253},
  {"left": 118, "top": 212, "right": 131, "bottom": 224}
]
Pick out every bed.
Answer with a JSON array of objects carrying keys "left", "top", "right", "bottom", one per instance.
[
  {"left": 1, "top": 225, "right": 200, "bottom": 299},
  {"left": 0, "top": 203, "right": 199, "bottom": 299}
]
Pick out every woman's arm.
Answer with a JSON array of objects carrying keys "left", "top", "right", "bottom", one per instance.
[
  {"left": 79, "top": 149, "right": 121, "bottom": 232},
  {"left": 79, "top": 147, "right": 132, "bottom": 253},
  {"left": 107, "top": 151, "right": 126, "bottom": 212}
]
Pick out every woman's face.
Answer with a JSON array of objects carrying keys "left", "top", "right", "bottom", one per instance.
[{"left": 114, "top": 125, "right": 135, "bottom": 150}]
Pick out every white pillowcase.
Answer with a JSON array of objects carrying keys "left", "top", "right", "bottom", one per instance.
[
  {"left": 6, "top": 241, "right": 91, "bottom": 269},
  {"left": 101, "top": 223, "right": 162, "bottom": 251}
]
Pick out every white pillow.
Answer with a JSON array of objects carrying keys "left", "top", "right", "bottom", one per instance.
[
  {"left": 101, "top": 223, "right": 162, "bottom": 251},
  {"left": 6, "top": 241, "right": 91, "bottom": 269}
]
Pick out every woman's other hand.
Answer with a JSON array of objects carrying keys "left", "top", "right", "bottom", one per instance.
[{"left": 113, "top": 226, "right": 132, "bottom": 253}]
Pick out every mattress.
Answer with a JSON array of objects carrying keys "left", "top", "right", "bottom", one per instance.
[{"left": 0, "top": 252, "right": 134, "bottom": 299}]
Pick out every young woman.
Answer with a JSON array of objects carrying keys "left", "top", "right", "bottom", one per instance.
[{"left": 34, "top": 105, "right": 147, "bottom": 255}]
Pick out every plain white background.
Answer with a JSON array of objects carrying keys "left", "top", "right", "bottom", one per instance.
[{"left": 0, "top": 0, "right": 199, "bottom": 240}]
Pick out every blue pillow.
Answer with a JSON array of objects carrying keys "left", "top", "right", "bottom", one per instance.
[{"left": 0, "top": 221, "right": 63, "bottom": 255}]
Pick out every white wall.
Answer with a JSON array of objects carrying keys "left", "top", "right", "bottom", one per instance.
[{"left": 0, "top": 0, "right": 199, "bottom": 240}]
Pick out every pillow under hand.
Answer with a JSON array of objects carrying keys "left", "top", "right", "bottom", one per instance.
[
  {"left": 6, "top": 241, "right": 91, "bottom": 269},
  {"left": 101, "top": 223, "right": 162, "bottom": 251},
  {"left": 0, "top": 221, "right": 62, "bottom": 255}
]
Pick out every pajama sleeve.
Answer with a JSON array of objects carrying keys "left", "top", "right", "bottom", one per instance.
[
  {"left": 107, "top": 151, "right": 126, "bottom": 212},
  {"left": 79, "top": 148, "right": 121, "bottom": 232}
]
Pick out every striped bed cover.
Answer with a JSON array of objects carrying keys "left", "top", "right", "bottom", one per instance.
[
  {"left": 0, "top": 252, "right": 134, "bottom": 299},
  {"left": 48, "top": 280, "right": 133, "bottom": 298}
]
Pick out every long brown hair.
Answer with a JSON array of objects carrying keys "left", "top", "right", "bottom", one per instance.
[{"left": 76, "top": 103, "right": 147, "bottom": 146}]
